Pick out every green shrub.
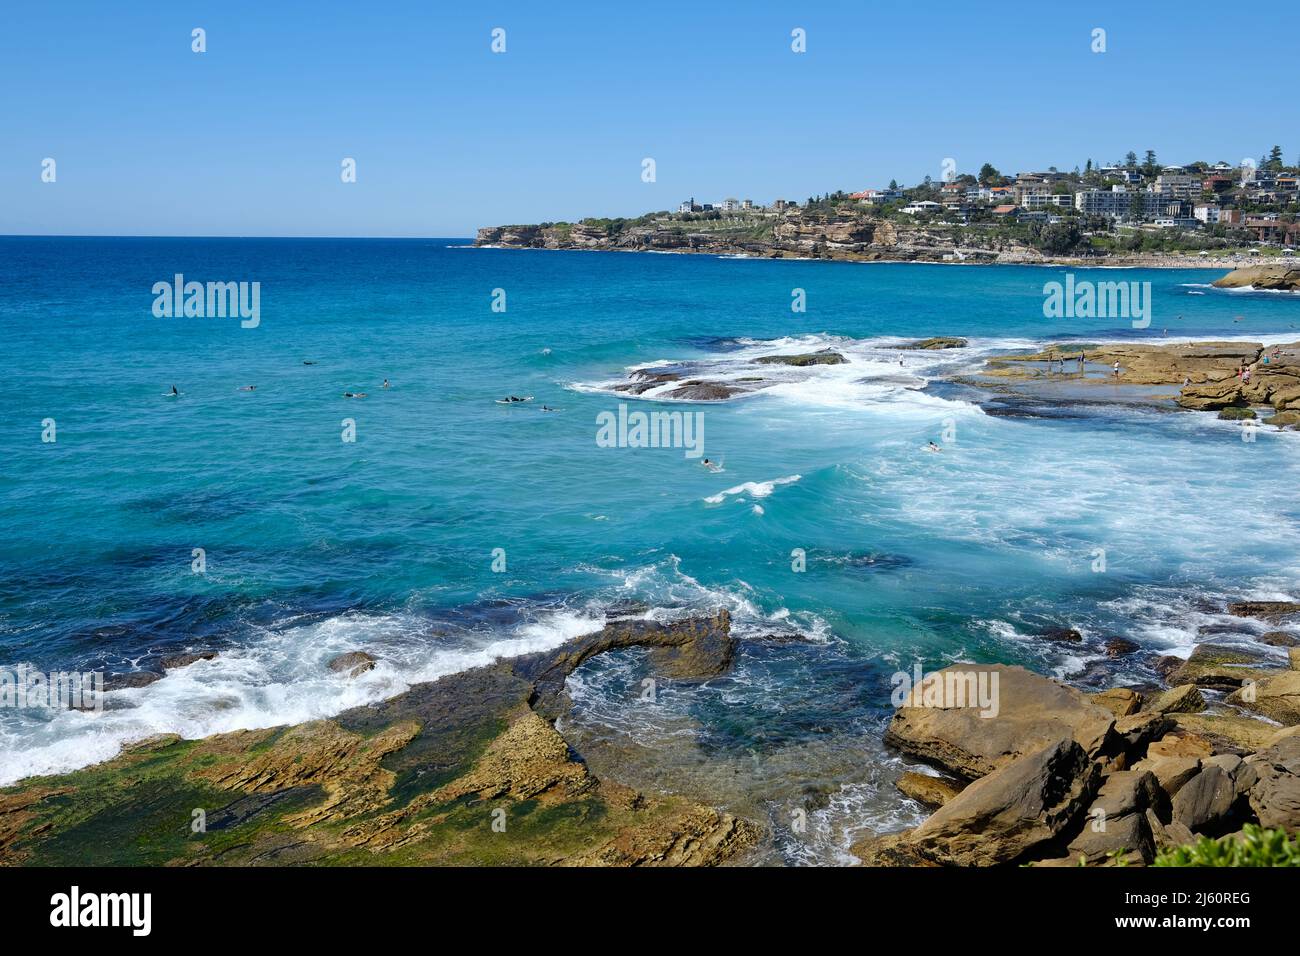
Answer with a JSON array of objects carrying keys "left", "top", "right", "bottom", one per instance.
[{"left": 1154, "top": 825, "right": 1300, "bottom": 867}]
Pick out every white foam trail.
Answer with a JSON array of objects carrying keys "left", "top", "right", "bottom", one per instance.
[{"left": 705, "top": 474, "right": 802, "bottom": 504}]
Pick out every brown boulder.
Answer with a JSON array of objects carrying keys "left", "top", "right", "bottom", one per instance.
[
  {"left": 1144, "top": 684, "right": 1205, "bottom": 715},
  {"left": 1227, "top": 670, "right": 1300, "bottom": 726},
  {"left": 882, "top": 664, "right": 1115, "bottom": 779},
  {"left": 906, "top": 739, "right": 1101, "bottom": 866},
  {"left": 1244, "top": 735, "right": 1300, "bottom": 831},
  {"left": 1091, "top": 688, "right": 1142, "bottom": 717},
  {"left": 1168, "top": 643, "right": 1274, "bottom": 689},
  {"left": 896, "top": 771, "right": 964, "bottom": 807},
  {"left": 1066, "top": 770, "right": 1169, "bottom": 864}
]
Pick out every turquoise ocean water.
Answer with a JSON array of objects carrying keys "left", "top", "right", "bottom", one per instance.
[{"left": 2, "top": 237, "right": 1298, "bottom": 862}]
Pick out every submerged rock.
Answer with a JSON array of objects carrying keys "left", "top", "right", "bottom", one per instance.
[
  {"left": 1168, "top": 643, "right": 1275, "bottom": 689},
  {"left": 161, "top": 651, "right": 217, "bottom": 670},
  {"left": 754, "top": 350, "right": 846, "bottom": 367},
  {"left": 898, "top": 337, "right": 968, "bottom": 351},
  {"left": 328, "top": 651, "right": 376, "bottom": 678},
  {"left": 896, "top": 771, "right": 964, "bottom": 808},
  {"left": 1229, "top": 601, "right": 1300, "bottom": 623}
]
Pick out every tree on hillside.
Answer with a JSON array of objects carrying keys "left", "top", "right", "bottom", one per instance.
[
  {"left": 889, "top": 179, "right": 898, "bottom": 190},
  {"left": 1267, "top": 145, "right": 1284, "bottom": 170},
  {"left": 1125, "top": 151, "right": 1138, "bottom": 168},
  {"left": 1085, "top": 159, "right": 1093, "bottom": 174},
  {"left": 978, "top": 163, "right": 1001, "bottom": 185},
  {"left": 1142, "top": 150, "right": 1159, "bottom": 177}
]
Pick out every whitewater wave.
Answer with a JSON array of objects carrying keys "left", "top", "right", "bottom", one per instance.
[{"left": 704, "top": 474, "right": 802, "bottom": 504}]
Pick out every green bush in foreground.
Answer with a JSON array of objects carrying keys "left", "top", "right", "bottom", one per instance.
[{"left": 1154, "top": 825, "right": 1300, "bottom": 867}]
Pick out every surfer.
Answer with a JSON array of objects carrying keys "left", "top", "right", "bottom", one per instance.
[
  {"left": 926, "top": 441, "right": 942, "bottom": 453},
  {"left": 168, "top": 385, "right": 178, "bottom": 396},
  {"left": 382, "top": 379, "right": 390, "bottom": 389}
]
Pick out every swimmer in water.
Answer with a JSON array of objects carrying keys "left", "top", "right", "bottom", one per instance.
[
  {"left": 382, "top": 379, "right": 390, "bottom": 388},
  {"left": 343, "top": 391, "right": 367, "bottom": 398},
  {"left": 169, "top": 385, "right": 178, "bottom": 396},
  {"left": 926, "top": 441, "right": 942, "bottom": 453},
  {"left": 238, "top": 385, "right": 257, "bottom": 391}
]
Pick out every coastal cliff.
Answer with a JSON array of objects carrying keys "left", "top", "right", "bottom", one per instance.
[
  {"left": 476, "top": 211, "right": 1042, "bottom": 264},
  {"left": 475, "top": 209, "right": 1285, "bottom": 268}
]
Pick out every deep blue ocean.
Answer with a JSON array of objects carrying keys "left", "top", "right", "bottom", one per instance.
[{"left": 2, "top": 237, "right": 1298, "bottom": 862}]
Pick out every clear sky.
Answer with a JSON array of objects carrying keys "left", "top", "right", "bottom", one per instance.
[{"left": 3, "top": 0, "right": 1296, "bottom": 238}]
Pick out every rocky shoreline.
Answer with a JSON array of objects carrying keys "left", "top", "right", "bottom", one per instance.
[
  {"left": 856, "top": 602, "right": 1300, "bottom": 867},
  {"left": 475, "top": 221, "right": 1292, "bottom": 271},
  {"left": 0, "top": 614, "right": 760, "bottom": 866}
]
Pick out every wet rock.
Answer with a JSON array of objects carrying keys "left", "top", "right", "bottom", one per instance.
[
  {"left": 161, "top": 651, "right": 217, "bottom": 670},
  {"left": 851, "top": 831, "right": 938, "bottom": 867},
  {"left": 898, "top": 337, "right": 968, "bottom": 351},
  {"left": 103, "top": 671, "right": 163, "bottom": 691},
  {"left": 1260, "top": 631, "right": 1300, "bottom": 648},
  {"left": 665, "top": 381, "right": 745, "bottom": 401},
  {"left": 1168, "top": 643, "right": 1274, "bottom": 689},
  {"left": 1228, "top": 601, "right": 1300, "bottom": 623},
  {"left": 1038, "top": 627, "right": 1083, "bottom": 644},
  {"left": 1227, "top": 670, "right": 1300, "bottom": 726},
  {"left": 882, "top": 664, "right": 1115, "bottom": 780},
  {"left": 0, "top": 613, "right": 760, "bottom": 868},
  {"left": 896, "top": 771, "right": 964, "bottom": 808},
  {"left": 1103, "top": 638, "right": 1140, "bottom": 657},
  {"left": 754, "top": 350, "right": 846, "bottom": 367},
  {"left": 1144, "top": 684, "right": 1206, "bottom": 715},
  {"left": 1172, "top": 713, "right": 1281, "bottom": 754},
  {"left": 517, "top": 611, "right": 736, "bottom": 718},
  {"left": 328, "top": 651, "right": 376, "bottom": 678},
  {"left": 1153, "top": 655, "right": 1183, "bottom": 679}
]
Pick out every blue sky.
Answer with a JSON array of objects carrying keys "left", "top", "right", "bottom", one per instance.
[{"left": 3, "top": 0, "right": 1296, "bottom": 238}]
